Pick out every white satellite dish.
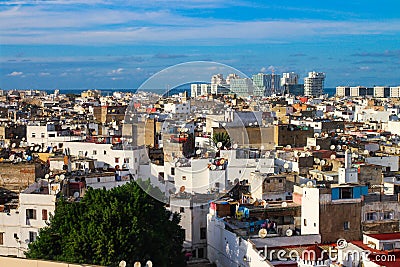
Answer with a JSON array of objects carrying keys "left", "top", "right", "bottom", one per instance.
[
  {"left": 22, "top": 137, "right": 25, "bottom": 141},
  {"left": 73, "top": 192, "right": 80, "bottom": 198},
  {"left": 316, "top": 145, "right": 321, "bottom": 150},
  {"left": 286, "top": 145, "right": 292, "bottom": 149},
  {"left": 30, "top": 147, "right": 34, "bottom": 151},
  {"left": 281, "top": 201, "right": 288, "bottom": 208},
  {"left": 210, "top": 165, "right": 216, "bottom": 170},
  {"left": 258, "top": 228, "right": 268, "bottom": 238},
  {"left": 314, "top": 158, "right": 321, "bottom": 164},
  {"left": 286, "top": 229, "right": 293, "bottom": 237},
  {"left": 11, "top": 143, "right": 16, "bottom": 148},
  {"left": 35, "top": 146, "right": 39, "bottom": 151},
  {"left": 330, "top": 145, "right": 335, "bottom": 150},
  {"left": 260, "top": 145, "right": 265, "bottom": 150},
  {"left": 119, "top": 261, "right": 127, "bottom": 267},
  {"left": 337, "top": 145, "right": 342, "bottom": 150},
  {"left": 146, "top": 260, "right": 153, "bottom": 267},
  {"left": 306, "top": 181, "right": 314, "bottom": 188},
  {"left": 330, "top": 154, "right": 336, "bottom": 160},
  {"left": 364, "top": 149, "right": 369, "bottom": 154},
  {"left": 217, "top": 142, "right": 222, "bottom": 148},
  {"left": 45, "top": 174, "right": 50, "bottom": 179},
  {"left": 341, "top": 137, "right": 347, "bottom": 141},
  {"left": 134, "top": 262, "right": 141, "bottom": 267},
  {"left": 320, "top": 160, "right": 326, "bottom": 165},
  {"left": 314, "top": 133, "right": 320, "bottom": 138},
  {"left": 196, "top": 149, "right": 201, "bottom": 155},
  {"left": 9, "top": 154, "right": 15, "bottom": 161},
  {"left": 336, "top": 129, "right": 341, "bottom": 133},
  {"left": 233, "top": 144, "right": 238, "bottom": 149},
  {"left": 265, "top": 151, "right": 271, "bottom": 157},
  {"left": 17, "top": 157, "right": 22, "bottom": 162},
  {"left": 283, "top": 163, "right": 289, "bottom": 169}
]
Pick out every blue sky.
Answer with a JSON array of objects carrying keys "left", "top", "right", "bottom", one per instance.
[{"left": 1, "top": 0, "right": 400, "bottom": 89}]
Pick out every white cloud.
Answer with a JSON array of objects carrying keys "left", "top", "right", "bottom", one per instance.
[
  {"left": 39, "top": 72, "right": 50, "bottom": 76},
  {"left": 260, "top": 67, "right": 266, "bottom": 72},
  {"left": 7, "top": 71, "right": 23, "bottom": 76},
  {"left": 108, "top": 68, "right": 124, "bottom": 75}
]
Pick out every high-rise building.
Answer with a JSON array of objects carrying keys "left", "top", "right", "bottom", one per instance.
[
  {"left": 304, "top": 72, "right": 325, "bottom": 97},
  {"left": 230, "top": 78, "right": 255, "bottom": 97},
  {"left": 281, "top": 72, "right": 303, "bottom": 95},
  {"left": 252, "top": 73, "right": 282, "bottom": 96}
]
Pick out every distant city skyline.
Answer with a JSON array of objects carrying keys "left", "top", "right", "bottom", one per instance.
[{"left": 1, "top": 0, "right": 400, "bottom": 89}]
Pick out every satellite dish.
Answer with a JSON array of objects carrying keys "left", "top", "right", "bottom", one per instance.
[
  {"left": 283, "top": 163, "right": 289, "bottom": 169},
  {"left": 103, "top": 166, "right": 108, "bottom": 171},
  {"left": 316, "top": 145, "right": 321, "bottom": 150},
  {"left": 324, "top": 133, "right": 329, "bottom": 137},
  {"left": 119, "top": 261, "right": 127, "bottom": 267},
  {"left": 337, "top": 145, "right": 342, "bottom": 150},
  {"left": 314, "top": 158, "right": 321, "bottom": 164},
  {"left": 217, "top": 142, "right": 222, "bottom": 148},
  {"left": 210, "top": 164, "right": 216, "bottom": 170},
  {"left": 146, "top": 260, "right": 153, "bottom": 267},
  {"left": 286, "top": 229, "right": 293, "bottom": 237},
  {"left": 258, "top": 228, "right": 268, "bottom": 238},
  {"left": 330, "top": 145, "right": 336, "bottom": 150},
  {"left": 260, "top": 145, "right": 265, "bottom": 150},
  {"left": 314, "top": 133, "right": 320, "bottom": 138},
  {"left": 9, "top": 154, "right": 15, "bottom": 161},
  {"left": 196, "top": 149, "right": 201, "bottom": 155},
  {"left": 286, "top": 145, "right": 292, "bottom": 149},
  {"left": 265, "top": 151, "right": 271, "bottom": 157},
  {"left": 306, "top": 181, "right": 313, "bottom": 188},
  {"left": 52, "top": 147, "right": 56, "bottom": 153},
  {"left": 22, "top": 137, "right": 25, "bottom": 141},
  {"left": 17, "top": 157, "right": 22, "bottom": 162},
  {"left": 281, "top": 201, "right": 288, "bottom": 208},
  {"left": 73, "top": 191, "right": 80, "bottom": 198},
  {"left": 134, "top": 262, "right": 141, "bottom": 267},
  {"left": 30, "top": 147, "right": 34, "bottom": 151},
  {"left": 320, "top": 160, "right": 326, "bottom": 165},
  {"left": 233, "top": 144, "right": 238, "bottom": 149},
  {"left": 364, "top": 149, "right": 369, "bottom": 154},
  {"left": 330, "top": 154, "right": 336, "bottom": 160},
  {"left": 35, "top": 146, "right": 39, "bottom": 151},
  {"left": 341, "top": 137, "right": 347, "bottom": 141},
  {"left": 45, "top": 174, "right": 50, "bottom": 179},
  {"left": 11, "top": 143, "right": 16, "bottom": 148}
]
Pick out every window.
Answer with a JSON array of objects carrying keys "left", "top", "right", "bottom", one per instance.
[
  {"left": 366, "top": 212, "right": 377, "bottom": 221},
  {"left": 0, "top": 232, "right": 3, "bottom": 245},
  {"left": 124, "top": 158, "right": 129, "bottom": 163},
  {"left": 41, "top": 133, "right": 45, "bottom": 138},
  {"left": 344, "top": 221, "right": 350, "bottom": 230},
  {"left": 383, "top": 243, "right": 394, "bottom": 251},
  {"left": 180, "top": 207, "right": 185, "bottom": 213},
  {"left": 29, "top": 231, "right": 37, "bottom": 243},
  {"left": 171, "top": 167, "right": 175, "bottom": 175},
  {"left": 279, "top": 179, "right": 283, "bottom": 183},
  {"left": 340, "top": 188, "right": 353, "bottom": 199},
  {"left": 48, "top": 133, "right": 55, "bottom": 137},
  {"left": 115, "top": 157, "right": 120, "bottom": 163},
  {"left": 383, "top": 211, "right": 394, "bottom": 220},
  {"left": 31, "top": 133, "right": 36, "bottom": 138},
  {"left": 304, "top": 219, "right": 307, "bottom": 226},
  {"left": 182, "top": 176, "right": 186, "bottom": 180},
  {"left": 135, "top": 158, "right": 137, "bottom": 163},
  {"left": 200, "top": 227, "right": 207, "bottom": 239},
  {"left": 93, "top": 150, "right": 97, "bottom": 155},
  {"left": 42, "top": 209, "right": 48, "bottom": 220},
  {"left": 26, "top": 209, "right": 36, "bottom": 220},
  {"left": 104, "top": 150, "right": 107, "bottom": 155}
]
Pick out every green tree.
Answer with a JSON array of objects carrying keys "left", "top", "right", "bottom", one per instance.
[
  {"left": 212, "top": 131, "right": 231, "bottom": 149},
  {"left": 26, "top": 181, "right": 186, "bottom": 267}
]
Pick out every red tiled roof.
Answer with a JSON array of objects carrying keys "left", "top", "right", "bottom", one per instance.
[{"left": 366, "top": 233, "right": 400, "bottom": 241}]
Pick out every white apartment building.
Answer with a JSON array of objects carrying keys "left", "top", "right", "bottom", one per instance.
[
  {"left": 304, "top": 72, "right": 325, "bottom": 97},
  {"left": 26, "top": 123, "right": 85, "bottom": 147},
  {"left": 0, "top": 182, "right": 56, "bottom": 257}
]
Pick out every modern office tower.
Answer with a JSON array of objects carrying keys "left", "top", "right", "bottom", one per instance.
[
  {"left": 225, "top": 73, "right": 240, "bottom": 85},
  {"left": 230, "top": 78, "right": 255, "bottom": 97},
  {"left": 252, "top": 73, "right": 282, "bottom": 96},
  {"left": 281, "top": 72, "right": 303, "bottom": 95},
  {"left": 304, "top": 71, "right": 325, "bottom": 97},
  {"left": 390, "top": 86, "right": 400, "bottom": 97}
]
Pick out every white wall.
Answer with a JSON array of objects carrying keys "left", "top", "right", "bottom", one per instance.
[{"left": 301, "top": 187, "right": 320, "bottom": 235}]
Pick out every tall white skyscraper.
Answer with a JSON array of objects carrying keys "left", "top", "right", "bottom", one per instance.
[{"left": 304, "top": 71, "right": 325, "bottom": 97}]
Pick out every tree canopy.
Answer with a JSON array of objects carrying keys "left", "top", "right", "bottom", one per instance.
[
  {"left": 26, "top": 180, "right": 186, "bottom": 267},
  {"left": 212, "top": 131, "right": 231, "bottom": 149}
]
